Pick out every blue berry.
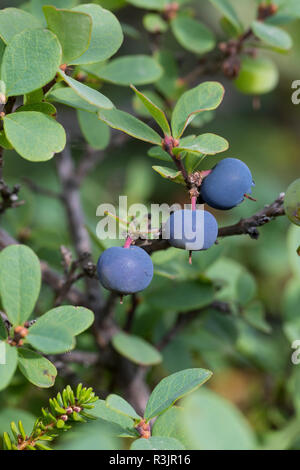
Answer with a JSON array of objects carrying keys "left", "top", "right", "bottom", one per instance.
[
  {"left": 201, "top": 158, "right": 254, "bottom": 210},
  {"left": 163, "top": 209, "right": 218, "bottom": 251},
  {"left": 97, "top": 246, "right": 153, "bottom": 295}
]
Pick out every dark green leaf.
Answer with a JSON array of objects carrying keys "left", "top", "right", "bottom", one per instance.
[
  {"left": 17, "top": 348, "right": 57, "bottom": 388},
  {"left": 152, "top": 166, "right": 185, "bottom": 185},
  {"left": 131, "top": 85, "right": 170, "bottom": 135},
  {"left": 112, "top": 332, "right": 162, "bottom": 366},
  {"left": 77, "top": 110, "right": 110, "bottom": 149},
  {"left": 148, "top": 146, "right": 173, "bottom": 162}
]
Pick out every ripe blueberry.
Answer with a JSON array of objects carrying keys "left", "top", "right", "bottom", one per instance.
[
  {"left": 97, "top": 246, "right": 153, "bottom": 295},
  {"left": 163, "top": 209, "right": 218, "bottom": 251},
  {"left": 201, "top": 158, "right": 254, "bottom": 210}
]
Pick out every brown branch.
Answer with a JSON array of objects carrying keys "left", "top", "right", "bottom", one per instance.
[{"left": 124, "top": 294, "right": 140, "bottom": 332}]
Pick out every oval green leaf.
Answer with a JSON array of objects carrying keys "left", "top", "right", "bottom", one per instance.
[
  {"left": 144, "top": 368, "right": 213, "bottom": 421},
  {"left": 171, "top": 81, "right": 225, "bottom": 139},
  {"left": 43, "top": 6, "right": 92, "bottom": 64},
  {"left": 209, "top": 0, "right": 243, "bottom": 34},
  {"left": 2, "top": 29, "right": 62, "bottom": 96},
  {"left": 252, "top": 20, "right": 292, "bottom": 51},
  {"left": 131, "top": 85, "right": 170, "bottom": 135},
  {"left": 33, "top": 306, "right": 94, "bottom": 336},
  {"left": 47, "top": 86, "right": 100, "bottom": 112},
  {"left": 112, "top": 332, "right": 162, "bottom": 366},
  {"left": 106, "top": 394, "right": 141, "bottom": 420},
  {"left": 0, "top": 8, "right": 42, "bottom": 44},
  {"left": 171, "top": 15, "right": 216, "bottom": 55},
  {"left": 17, "top": 348, "right": 57, "bottom": 388},
  {"left": 71, "top": 4, "right": 123, "bottom": 64},
  {"left": 0, "top": 343, "right": 18, "bottom": 391},
  {"left": 98, "top": 108, "right": 162, "bottom": 145},
  {"left": 77, "top": 110, "right": 110, "bottom": 149},
  {"left": 27, "top": 323, "right": 75, "bottom": 354},
  {"left": 173, "top": 133, "right": 229, "bottom": 156},
  {"left": 4, "top": 111, "right": 66, "bottom": 162},
  {"left": 0, "top": 245, "right": 41, "bottom": 325}
]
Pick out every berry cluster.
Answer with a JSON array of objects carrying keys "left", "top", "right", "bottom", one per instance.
[{"left": 97, "top": 158, "right": 254, "bottom": 300}]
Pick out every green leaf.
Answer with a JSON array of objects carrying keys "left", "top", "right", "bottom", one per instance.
[
  {"left": 112, "top": 332, "right": 162, "bottom": 366},
  {"left": 77, "top": 110, "right": 110, "bottom": 149},
  {"left": 171, "top": 81, "right": 225, "bottom": 139},
  {"left": 126, "top": 0, "right": 168, "bottom": 9},
  {"left": 106, "top": 394, "right": 141, "bottom": 420},
  {"left": 155, "top": 49, "right": 181, "bottom": 100},
  {"left": 47, "top": 86, "right": 100, "bottom": 112},
  {"left": 0, "top": 343, "right": 18, "bottom": 391},
  {"left": 144, "top": 368, "right": 212, "bottom": 421},
  {"left": 16, "top": 102, "right": 57, "bottom": 116},
  {"left": 0, "top": 316, "right": 7, "bottom": 340},
  {"left": 17, "top": 348, "right": 57, "bottom": 388},
  {"left": 0, "top": 245, "right": 41, "bottom": 325},
  {"left": 0, "top": 131, "right": 13, "bottom": 150},
  {"left": 27, "top": 323, "right": 75, "bottom": 354},
  {"left": 209, "top": 0, "right": 243, "bottom": 34},
  {"left": 93, "top": 55, "right": 163, "bottom": 86},
  {"left": 31, "top": 0, "right": 78, "bottom": 22},
  {"left": 3, "top": 112, "right": 66, "bottom": 162},
  {"left": 152, "top": 406, "right": 188, "bottom": 447},
  {"left": 71, "top": 4, "right": 123, "bottom": 64},
  {"left": 252, "top": 20, "right": 292, "bottom": 51},
  {"left": 91, "top": 400, "right": 138, "bottom": 437},
  {"left": 58, "top": 69, "right": 114, "bottom": 110},
  {"left": 173, "top": 133, "right": 229, "bottom": 156},
  {"left": 131, "top": 85, "right": 170, "bottom": 135},
  {"left": 43, "top": 6, "right": 92, "bottom": 64},
  {"left": 1, "top": 29, "right": 62, "bottom": 97},
  {"left": 143, "top": 13, "right": 168, "bottom": 33},
  {"left": 171, "top": 15, "right": 215, "bottom": 55},
  {"left": 131, "top": 436, "right": 185, "bottom": 450},
  {"left": 31, "top": 306, "right": 94, "bottom": 336},
  {"left": 181, "top": 389, "right": 256, "bottom": 450},
  {"left": 243, "top": 301, "right": 271, "bottom": 334},
  {"left": 147, "top": 280, "right": 214, "bottom": 312},
  {"left": 0, "top": 8, "right": 42, "bottom": 44},
  {"left": 152, "top": 166, "right": 185, "bottom": 185},
  {"left": 148, "top": 146, "right": 173, "bottom": 162},
  {"left": 98, "top": 108, "right": 162, "bottom": 144}
]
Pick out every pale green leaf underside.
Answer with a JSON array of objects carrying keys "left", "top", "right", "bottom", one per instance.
[
  {"left": 77, "top": 110, "right": 110, "bottom": 150},
  {"left": 91, "top": 400, "right": 137, "bottom": 437},
  {"left": 0, "top": 7, "right": 42, "bottom": 44},
  {"left": 0, "top": 343, "right": 18, "bottom": 391},
  {"left": 148, "top": 146, "right": 173, "bottom": 162},
  {"left": 144, "top": 368, "right": 213, "bottom": 421},
  {"left": 173, "top": 133, "right": 229, "bottom": 156},
  {"left": 43, "top": 6, "right": 92, "bottom": 64},
  {"left": 27, "top": 324, "right": 75, "bottom": 354},
  {"left": 1, "top": 29, "right": 62, "bottom": 96},
  {"left": 106, "top": 394, "right": 141, "bottom": 420},
  {"left": 17, "top": 348, "right": 57, "bottom": 388},
  {"left": 98, "top": 108, "right": 162, "bottom": 145},
  {"left": 4, "top": 111, "right": 66, "bottom": 162},
  {"left": 131, "top": 436, "right": 185, "bottom": 450},
  {"left": 33, "top": 306, "right": 94, "bottom": 336},
  {"left": 171, "top": 16, "right": 216, "bottom": 55},
  {"left": 252, "top": 20, "right": 292, "bottom": 51},
  {"left": 71, "top": 4, "right": 123, "bottom": 64},
  {"left": 152, "top": 166, "right": 185, "bottom": 185},
  {"left": 112, "top": 332, "right": 162, "bottom": 366},
  {"left": 0, "top": 245, "right": 41, "bottom": 325},
  {"left": 131, "top": 85, "right": 170, "bottom": 135},
  {"left": 58, "top": 69, "right": 114, "bottom": 110},
  {"left": 47, "top": 86, "right": 100, "bottom": 112},
  {"left": 93, "top": 55, "right": 163, "bottom": 86},
  {"left": 171, "top": 81, "right": 225, "bottom": 139}
]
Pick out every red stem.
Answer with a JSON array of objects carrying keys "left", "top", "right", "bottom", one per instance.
[{"left": 124, "top": 236, "right": 133, "bottom": 249}]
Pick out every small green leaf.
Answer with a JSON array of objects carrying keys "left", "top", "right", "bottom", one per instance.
[
  {"left": 47, "top": 86, "right": 100, "bottom": 112},
  {"left": 58, "top": 69, "right": 114, "bottom": 110},
  {"left": 131, "top": 85, "right": 170, "bottom": 135},
  {"left": 0, "top": 245, "right": 41, "bottom": 325},
  {"left": 16, "top": 102, "right": 57, "bottom": 116},
  {"left": 171, "top": 81, "right": 225, "bottom": 139},
  {"left": 171, "top": 15, "right": 216, "bottom": 55},
  {"left": 17, "top": 348, "right": 57, "bottom": 388},
  {"left": 0, "top": 131, "right": 13, "bottom": 150},
  {"left": 27, "top": 323, "right": 75, "bottom": 354},
  {"left": 71, "top": 4, "right": 123, "bottom": 64},
  {"left": 77, "top": 110, "right": 110, "bottom": 150},
  {"left": 32, "top": 306, "right": 94, "bottom": 336},
  {"left": 43, "top": 6, "right": 92, "bottom": 64},
  {"left": 209, "top": 0, "right": 243, "bottom": 34},
  {"left": 2, "top": 29, "right": 62, "bottom": 97},
  {"left": 152, "top": 406, "right": 188, "bottom": 447},
  {"left": 94, "top": 55, "right": 162, "bottom": 86},
  {"left": 0, "top": 343, "right": 18, "bottom": 391},
  {"left": 112, "top": 332, "right": 162, "bottom": 366},
  {"left": 91, "top": 400, "right": 138, "bottom": 437},
  {"left": 148, "top": 146, "right": 173, "bottom": 162},
  {"left": 144, "top": 368, "right": 213, "bottom": 421},
  {"left": 126, "top": 0, "right": 168, "bottom": 9},
  {"left": 252, "top": 20, "right": 292, "bottom": 51},
  {"left": 152, "top": 166, "right": 185, "bottom": 185},
  {"left": 143, "top": 13, "right": 168, "bottom": 33},
  {"left": 131, "top": 436, "right": 185, "bottom": 450},
  {"left": 98, "top": 108, "right": 162, "bottom": 145},
  {"left": 31, "top": 0, "right": 78, "bottom": 22},
  {"left": 0, "top": 8, "right": 42, "bottom": 44},
  {"left": 4, "top": 111, "right": 66, "bottom": 162},
  {"left": 106, "top": 394, "right": 141, "bottom": 420},
  {"left": 173, "top": 133, "right": 229, "bottom": 156}
]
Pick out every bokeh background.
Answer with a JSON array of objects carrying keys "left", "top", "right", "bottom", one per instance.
[{"left": 0, "top": 0, "right": 300, "bottom": 450}]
